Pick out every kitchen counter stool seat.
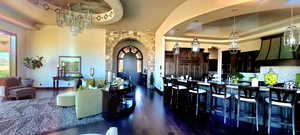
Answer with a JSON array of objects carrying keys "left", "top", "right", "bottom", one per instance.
[
  {"left": 266, "top": 88, "right": 297, "bottom": 135},
  {"left": 210, "top": 83, "right": 231, "bottom": 124},
  {"left": 236, "top": 86, "right": 260, "bottom": 131}
]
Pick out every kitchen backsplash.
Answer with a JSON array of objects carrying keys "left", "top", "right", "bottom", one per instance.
[{"left": 241, "top": 66, "right": 300, "bottom": 83}]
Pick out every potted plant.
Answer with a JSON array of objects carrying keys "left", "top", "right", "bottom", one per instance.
[
  {"left": 23, "top": 56, "right": 44, "bottom": 86},
  {"left": 230, "top": 72, "right": 244, "bottom": 84}
]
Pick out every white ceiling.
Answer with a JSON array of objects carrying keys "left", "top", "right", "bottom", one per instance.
[
  {"left": 166, "top": 7, "right": 300, "bottom": 39},
  {"left": 0, "top": 0, "right": 186, "bottom": 32}
]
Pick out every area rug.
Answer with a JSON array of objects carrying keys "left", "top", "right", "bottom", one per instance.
[{"left": 0, "top": 98, "right": 104, "bottom": 135}]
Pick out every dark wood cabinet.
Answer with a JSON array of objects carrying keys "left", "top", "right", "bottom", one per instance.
[
  {"left": 208, "top": 59, "right": 217, "bottom": 71},
  {"left": 165, "top": 51, "right": 175, "bottom": 76},
  {"left": 222, "top": 51, "right": 234, "bottom": 73},
  {"left": 222, "top": 50, "right": 260, "bottom": 73},
  {"left": 165, "top": 48, "right": 209, "bottom": 80},
  {"left": 237, "top": 51, "right": 260, "bottom": 72}
]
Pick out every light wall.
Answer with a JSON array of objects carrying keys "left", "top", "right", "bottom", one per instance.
[
  {"left": 27, "top": 26, "right": 106, "bottom": 87},
  {"left": 239, "top": 39, "right": 261, "bottom": 52},
  {"left": 165, "top": 41, "right": 228, "bottom": 59},
  {"left": 165, "top": 38, "right": 261, "bottom": 58}
]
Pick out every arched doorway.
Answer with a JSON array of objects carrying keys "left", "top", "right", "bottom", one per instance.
[{"left": 117, "top": 46, "right": 143, "bottom": 85}]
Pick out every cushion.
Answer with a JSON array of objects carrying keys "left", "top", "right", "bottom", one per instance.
[
  {"left": 8, "top": 87, "right": 34, "bottom": 96},
  {"left": 212, "top": 93, "right": 231, "bottom": 99},
  {"left": 172, "top": 85, "right": 187, "bottom": 90},
  {"left": 189, "top": 89, "right": 206, "bottom": 94},
  {"left": 95, "top": 79, "right": 106, "bottom": 88},
  {"left": 0, "top": 77, "right": 20, "bottom": 87},
  {"left": 235, "top": 95, "right": 256, "bottom": 103},
  {"left": 265, "top": 98, "right": 292, "bottom": 108}
]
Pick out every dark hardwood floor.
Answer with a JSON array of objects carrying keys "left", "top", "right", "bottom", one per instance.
[{"left": 36, "top": 86, "right": 299, "bottom": 135}]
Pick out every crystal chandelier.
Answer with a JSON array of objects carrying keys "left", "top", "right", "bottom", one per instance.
[
  {"left": 284, "top": 7, "right": 299, "bottom": 52},
  {"left": 173, "top": 42, "right": 180, "bottom": 55},
  {"left": 229, "top": 16, "right": 240, "bottom": 54},
  {"left": 56, "top": 3, "right": 93, "bottom": 36},
  {"left": 191, "top": 38, "right": 200, "bottom": 52}
]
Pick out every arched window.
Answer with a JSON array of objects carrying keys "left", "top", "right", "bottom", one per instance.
[{"left": 117, "top": 46, "right": 143, "bottom": 73}]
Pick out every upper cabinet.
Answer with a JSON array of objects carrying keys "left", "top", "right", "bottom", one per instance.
[
  {"left": 164, "top": 48, "right": 209, "bottom": 80},
  {"left": 237, "top": 51, "right": 260, "bottom": 73},
  {"left": 222, "top": 50, "right": 260, "bottom": 73}
]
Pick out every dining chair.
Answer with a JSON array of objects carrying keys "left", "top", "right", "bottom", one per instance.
[
  {"left": 210, "top": 83, "right": 231, "bottom": 124},
  {"left": 187, "top": 80, "right": 207, "bottom": 116},
  {"left": 266, "top": 87, "right": 297, "bottom": 135},
  {"left": 236, "top": 86, "right": 260, "bottom": 131},
  {"left": 171, "top": 78, "right": 187, "bottom": 109},
  {"left": 163, "top": 77, "right": 172, "bottom": 105}
]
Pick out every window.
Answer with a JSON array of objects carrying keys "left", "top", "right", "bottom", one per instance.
[
  {"left": 0, "top": 31, "right": 16, "bottom": 77},
  {"left": 118, "top": 60, "right": 124, "bottom": 72},
  {"left": 137, "top": 60, "right": 142, "bottom": 73},
  {"left": 117, "top": 46, "right": 143, "bottom": 73}
]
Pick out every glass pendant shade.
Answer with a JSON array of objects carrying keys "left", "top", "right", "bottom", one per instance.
[
  {"left": 191, "top": 38, "right": 200, "bottom": 52},
  {"left": 55, "top": 3, "right": 93, "bottom": 36},
  {"left": 174, "top": 42, "right": 180, "bottom": 55},
  {"left": 284, "top": 25, "right": 300, "bottom": 52},
  {"left": 229, "top": 16, "right": 240, "bottom": 54},
  {"left": 284, "top": 8, "right": 300, "bottom": 52},
  {"left": 229, "top": 31, "right": 240, "bottom": 54}
]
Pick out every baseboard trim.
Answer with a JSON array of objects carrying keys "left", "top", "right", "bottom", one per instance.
[{"left": 34, "top": 87, "right": 74, "bottom": 90}]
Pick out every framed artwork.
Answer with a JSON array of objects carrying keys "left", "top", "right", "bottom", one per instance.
[{"left": 59, "top": 56, "right": 81, "bottom": 77}]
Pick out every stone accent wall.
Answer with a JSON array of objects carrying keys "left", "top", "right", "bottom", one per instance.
[{"left": 105, "top": 31, "right": 155, "bottom": 87}]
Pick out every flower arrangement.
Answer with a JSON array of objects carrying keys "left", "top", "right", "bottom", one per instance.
[
  {"left": 22, "top": 56, "right": 44, "bottom": 86},
  {"left": 23, "top": 56, "right": 44, "bottom": 70}
]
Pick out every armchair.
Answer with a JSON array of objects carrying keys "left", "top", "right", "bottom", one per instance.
[
  {"left": 75, "top": 89, "right": 103, "bottom": 119},
  {"left": 0, "top": 77, "right": 35, "bottom": 100}
]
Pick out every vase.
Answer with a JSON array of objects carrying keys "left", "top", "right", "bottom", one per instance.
[{"left": 264, "top": 68, "right": 278, "bottom": 86}]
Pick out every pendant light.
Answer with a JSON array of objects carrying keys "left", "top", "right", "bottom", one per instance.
[
  {"left": 229, "top": 14, "right": 240, "bottom": 54},
  {"left": 284, "top": 7, "right": 299, "bottom": 52},
  {"left": 191, "top": 38, "right": 200, "bottom": 52},
  {"left": 173, "top": 42, "right": 180, "bottom": 55}
]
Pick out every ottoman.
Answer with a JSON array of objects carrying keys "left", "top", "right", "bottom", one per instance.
[{"left": 56, "top": 91, "right": 76, "bottom": 107}]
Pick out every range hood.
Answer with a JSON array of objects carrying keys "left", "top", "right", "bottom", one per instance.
[{"left": 256, "top": 34, "right": 299, "bottom": 61}]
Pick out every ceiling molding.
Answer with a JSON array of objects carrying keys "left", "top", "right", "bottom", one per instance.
[
  {"left": 165, "top": 20, "right": 300, "bottom": 44},
  {"left": 25, "top": 0, "right": 124, "bottom": 25},
  {"left": 0, "top": 13, "right": 38, "bottom": 30}
]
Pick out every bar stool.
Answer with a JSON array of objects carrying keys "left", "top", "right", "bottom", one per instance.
[
  {"left": 162, "top": 77, "right": 172, "bottom": 105},
  {"left": 210, "top": 83, "right": 231, "bottom": 124},
  {"left": 236, "top": 86, "right": 260, "bottom": 131},
  {"left": 266, "top": 87, "right": 297, "bottom": 135},
  {"left": 171, "top": 79, "right": 188, "bottom": 109},
  {"left": 187, "top": 80, "right": 207, "bottom": 116}
]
